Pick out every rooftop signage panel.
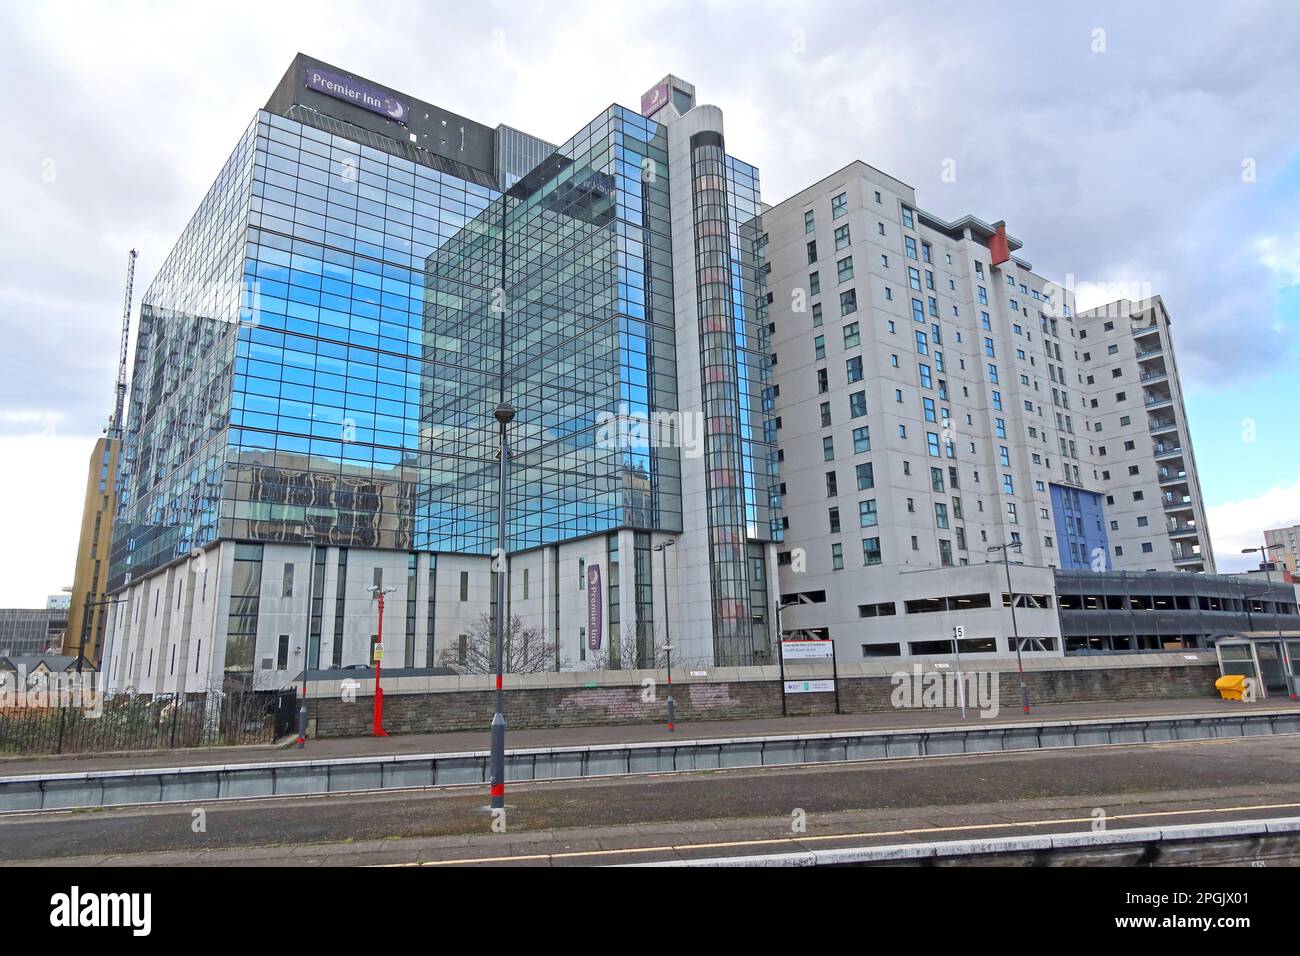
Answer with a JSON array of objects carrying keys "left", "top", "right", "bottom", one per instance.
[
  {"left": 305, "top": 68, "right": 408, "bottom": 123},
  {"left": 640, "top": 81, "right": 670, "bottom": 117}
]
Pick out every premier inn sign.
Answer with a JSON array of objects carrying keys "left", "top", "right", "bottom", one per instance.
[
  {"left": 587, "top": 564, "right": 603, "bottom": 651},
  {"left": 306, "top": 68, "right": 408, "bottom": 122}
]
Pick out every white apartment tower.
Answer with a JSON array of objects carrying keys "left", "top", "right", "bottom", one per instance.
[
  {"left": 1075, "top": 297, "right": 1214, "bottom": 574},
  {"left": 763, "top": 161, "right": 1214, "bottom": 661}
]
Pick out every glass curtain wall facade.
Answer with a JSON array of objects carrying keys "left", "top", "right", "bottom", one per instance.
[
  {"left": 109, "top": 121, "right": 257, "bottom": 588},
  {"left": 422, "top": 105, "right": 680, "bottom": 555},
  {"left": 112, "top": 109, "right": 497, "bottom": 590},
  {"left": 688, "top": 132, "right": 776, "bottom": 665},
  {"left": 109, "top": 71, "right": 780, "bottom": 677},
  {"left": 230, "top": 111, "right": 496, "bottom": 554}
]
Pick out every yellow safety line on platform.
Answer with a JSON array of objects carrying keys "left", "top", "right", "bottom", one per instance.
[{"left": 374, "top": 801, "right": 1300, "bottom": 867}]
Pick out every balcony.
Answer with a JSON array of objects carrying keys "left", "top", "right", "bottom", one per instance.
[
  {"left": 1163, "top": 493, "right": 1194, "bottom": 511},
  {"left": 1158, "top": 467, "right": 1188, "bottom": 485},
  {"left": 1149, "top": 418, "right": 1178, "bottom": 434},
  {"left": 1153, "top": 442, "right": 1183, "bottom": 459},
  {"left": 1168, "top": 524, "right": 1200, "bottom": 539},
  {"left": 1136, "top": 342, "right": 1163, "bottom": 358},
  {"left": 1139, "top": 368, "right": 1168, "bottom": 383},
  {"left": 1143, "top": 394, "right": 1173, "bottom": 410}
]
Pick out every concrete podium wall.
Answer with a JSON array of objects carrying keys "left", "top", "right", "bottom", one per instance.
[{"left": 309, "top": 654, "right": 1219, "bottom": 737}]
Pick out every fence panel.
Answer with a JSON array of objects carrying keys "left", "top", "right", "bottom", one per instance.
[{"left": 0, "top": 691, "right": 293, "bottom": 755}]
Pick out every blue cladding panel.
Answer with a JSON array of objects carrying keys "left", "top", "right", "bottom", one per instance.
[{"left": 1050, "top": 483, "right": 1109, "bottom": 570}]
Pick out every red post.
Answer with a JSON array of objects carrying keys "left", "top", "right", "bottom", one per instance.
[{"left": 373, "top": 591, "right": 388, "bottom": 737}]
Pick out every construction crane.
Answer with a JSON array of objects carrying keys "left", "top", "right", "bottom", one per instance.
[{"left": 106, "top": 249, "right": 137, "bottom": 439}]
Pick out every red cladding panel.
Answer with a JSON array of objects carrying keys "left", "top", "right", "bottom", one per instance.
[{"left": 989, "top": 222, "right": 1011, "bottom": 266}]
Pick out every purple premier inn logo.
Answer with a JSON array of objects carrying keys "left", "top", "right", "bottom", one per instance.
[
  {"left": 306, "top": 68, "right": 408, "bottom": 122},
  {"left": 587, "top": 564, "right": 603, "bottom": 651},
  {"left": 640, "top": 81, "right": 669, "bottom": 117}
]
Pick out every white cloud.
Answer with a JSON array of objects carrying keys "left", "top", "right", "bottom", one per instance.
[
  {"left": 0, "top": 1, "right": 1298, "bottom": 600},
  {"left": 1208, "top": 480, "right": 1300, "bottom": 573},
  {"left": 1256, "top": 233, "right": 1300, "bottom": 287},
  {"left": 0, "top": 436, "right": 91, "bottom": 606}
]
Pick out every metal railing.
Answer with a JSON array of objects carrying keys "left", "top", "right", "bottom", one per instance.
[{"left": 0, "top": 691, "right": 291, "bottom": 756}]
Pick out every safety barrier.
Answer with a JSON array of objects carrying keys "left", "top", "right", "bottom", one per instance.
[{"left": 2, "top": 708, "right": 1298, "bottom": 813}]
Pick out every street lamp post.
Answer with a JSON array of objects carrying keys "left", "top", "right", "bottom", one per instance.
[
  {"left": 653, "top": 539, "right": 676, "bottom": 732},
  {"left": 988, "top": 540, "right": 1030, "bottom": 715},
  {"left": 1241, "top": 540, "right": 1286, "bottom": 636},
  {"left": 489, "top": 403, "right": 515, "bottom": 811},
  {"left": 297, "top": 532, "right": 315, "bottom": 748},
  {"left": 1241, "top": 540, "right": 1291, "bottom": 697},
  {"left": 367, "top": 584, "right": 396, "bottom": 737}
]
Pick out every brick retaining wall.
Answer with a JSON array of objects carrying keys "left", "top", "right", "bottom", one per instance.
[{"left": 311, "top": 661, "right": 1220, "bottom": 738}]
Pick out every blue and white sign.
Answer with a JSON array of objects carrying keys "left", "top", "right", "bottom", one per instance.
[
  {"left": 306, "top": 68, "right": 408, "bottom": 122},
  {"left": 784, "top": 679, "right": 835, "bottom": 694}
]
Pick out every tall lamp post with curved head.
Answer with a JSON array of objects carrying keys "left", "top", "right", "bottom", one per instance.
[{"left": 489, "top": 403, "right": 515, "bottom": 810}]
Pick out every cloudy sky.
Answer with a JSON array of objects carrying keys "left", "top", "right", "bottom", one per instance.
[{"left": 1, "top": 0, "right": 1297, "bottom": 605}]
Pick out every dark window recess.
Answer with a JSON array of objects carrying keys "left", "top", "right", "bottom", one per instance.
[{"left": 861, "top": 643, "right": 901, "bottom": 658}]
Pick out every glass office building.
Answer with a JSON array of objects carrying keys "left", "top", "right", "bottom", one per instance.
[
  {"left": 422, "top": 104, "right": 681, "bottom": 554},
  {"left": 103, "top": 58, "right": 779, "bottom": 692}
]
